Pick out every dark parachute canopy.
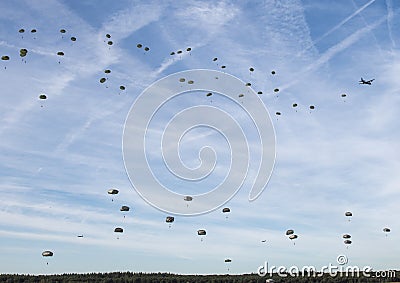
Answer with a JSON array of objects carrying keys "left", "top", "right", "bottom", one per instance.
[
  {"left": 119, "top": 85, "right": 126, "bottom": 90},
  {"left": 137, "top": 43, "right": 142, "bottom": 48},
  {"left": 249, "top": 67, "right": 254, "bottom": 72},
  {"left": 275, "top": 112, "right": 281, "bottom": 116},
  {"left": 224, "top": 259, "right": 232, "bottom": 263},
  {"left": 39, "top": 94, "right": 47, "bottom": 100},
  {"left": 271, "top": 70, "right": 276, "bottom": 75},
  {"left": 341, "top": 94, "right": 347, "bottom": 97},
  {"left": 221, "top": 65, "right": 226, "bottom": 69},
  {"left": 289, "top": 234, "right": 298, "bottom": 240},
  {"left": 206, "top": 92, "right": 212, "bottom": 97},
  {"left": 120, "top": 206, "right": 130, "bottom": 212},
  {"left": 344, "top": 239, "right": 352, "bottom": 245},
  {"left": 309, "top": 105, "right": 315, "bottom": 110},
  {"left": 114, "top": 227, "right": 123, "bottom": 233},
  {"left": 222, "top": 207, "right": 230, "bottom": 213},
  {"left": 19, "top": 48, "right": 28, "bottom": 57},
  {"left": 245, "top": 82, "right": 251, "bottom": 86},
  {"left": 31, "top": 29, "right": 37, "bottom": 33},
  {"left": 2, "top": 55, "right": 10, "bottom": 60},
  {"left": 179, "top": 78, "right": 186, "bottom": 82},
  {"left": 144, "top": 47, "right": 150, "bottom": 51},
  {"left": 170, "top": 51, "right": 175, "bottom": 55},
  {"left": 42, "top": 251, "right": 53, "bottom": 257},
  {"left": 187, "top": 80, "right": 194, "bottom": 84},
  {"left": 345, "top": 211, "right": 352, "bottom": 217},
  {"left": 19, "top": 28, "right": 25, "bottom": 33},
  {"left": 107, "top": 41, "right": 113, "bottom": 45},
  {"left": 177, "top": 50, "right": 182, "bottom": 54},
  {"left": 292, "top": 103, "right": 298, "bottom": 108},
  {"left": 213, "top": 57, "right": 218, "bottom": 61},
  {"left": 57, "top": 51, "right": 64, "bottom": 56},
  {"left": 166, "top": 216, "right": 175, "bottom": 223},
  {"left": 274, "top": 88, "right": 279, "bottom": 92},
  {"left": 238, "top": 94, "right": 244, "bottom": 98},
  {"left": 257, "top": 91, "right": 263, "bottom": 95},
  {"left": 184, "top": 196, "right": 193, "bottom": 201},
  {"left": 70, "top": 36, "right": 77, "bottom": 42},
  {"left": 59, "top": 29, "right": 66, "bottom": 34},
  {"left": 106, "top": 33, "right": 111, "bottom": 38},
  {"left": 383, "top": 227, "right": 391, "bottom": 233},
  {"left": 104, "top": 69, "right": 111, "bottom": 74},
  {"left": 100, "top": 78, "right": 107, "bottom": 83},
  {"left": 107, "top": 188, "right": 119, "bottom": 195},
  {"left": 342, "top": 234, "right": 351, "bottom": 239},
  {"left": 197, "top": 229, "right": 206, "bottom": 236},
  {"left": 286, "top": 229, "right": 294, "bottom": 236}
]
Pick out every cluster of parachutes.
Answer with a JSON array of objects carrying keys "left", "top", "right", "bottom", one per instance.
[{"left": 107, "top": 188, "right": 131, "bottom": 239}]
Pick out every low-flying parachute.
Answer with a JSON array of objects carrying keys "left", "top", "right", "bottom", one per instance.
[
  {"left": 70, "top": 36, "right": 76, "bottom": 42},
  {"left": 42, "top": 250, "right": 53, "bottom": 265},
  {"left": 257, "top": 91, "right": 263, "bottom": 95},
  {"left": 99, "top": 77, "right": 106, "bottom": 83},
  {"left": 224, "top": 258, "right": 232, "bottom": 263},
  {"left": 342, "top": 234, "right": 351, "bottom": 239},
  {"left": 187, "top": 80, "right": 194, "bottom": 84},
  {"left": 31, "top": 29, "right": 37, "bottom": 33},
  {"left": 114, "top": 227, "right": 123, "bottom": 233},
  {"left": 274, "top": 88, "right": 279, "bottom": 92},
  {"left": 222, "top": 207, "right": 231, "bottom": 219},
  {"left": 57, "top": 51, "right": 64, "bottom": 63},
  {"left": 19, "top": 28, "right": 25, "bottom": 33},
  {"left": 184, "top": 196, "right": 193, "bottom": 201},
  {"left": 271, "top": 70, "right": 276, "bottom": 75},
  {"left": 60, "top": 29, "right": 66, "bottom": 34},
  {"left": 106, "top": 33, "right": 111, "bottom": 38},
  {"left": 341, "top": 94, "right": 347, "bottom": 97},
  {"left": 197, "top": 229, "right": 206, "bottom": 241},
  {"left": 186, "top": 47, "right": 192, "bottom": 52},
  {"left": 383, "top": 227, "right": 391, "bottom": 236},
  {"left": 238, "top": 94, "right": 244, "bottom": 98},
  {"left": 77, "top": 235, "right": 83, "bottom": 238},
  {"left": 137, "top": 44, "right": 142, "bottom": 48},
  {"left": 213, "top": 57, "right": 218, "bottom": 61},
  {"left": 245, "top": 82, "right": 251, "bottom": 86},
  {"left": 19, "top": 48, "right": 28, "bottom": 57},
  {"left": 206, "top": 92, "right": 212, "bottom": 97},
  {"left": 289, "top": 234, "right": 298, "bottom": 245},
  {"left": 2, "top": 55, "right": 10, "bottom": 60},
  {"left": 107, "top": 188, "right": 118, "bottom": 201},
  {"left": 39, "top": 94, "right": 47, "bottom": 100},
  {"left": 261, "top": 240, "right": 267, "bottom": 243},
  {"left": 344, "top": 239, "right": 352, "bottom": 247},
  {"left": 292, "top": 103, "right": 298, "bottom": 108},
  {"left": 309, "top": 105, "right": 315, "bottom": 110},
  {"left": 345, "top": 211, "right": 352, "bottom": 221},
  {"left": 166, "top": 216, "right": 175, "bottom": 228},
  {"left": 107, "top": 41, "right": 113, "bottom": 46},
  {"left": 275, "top": 112, "right": 281, "bottom": 116},
  {"left": 221, "top": 65, "right": 226, "bottom": 69},
  {"left": 144, "top": 47, "right": 150, "bottom": 51},
  {"left": 177, "top": 50, "right": 182, "bottom": 54},
  {"left": 179, "top": 78, "right": 185, "bottom": 82},
  {"left": 119, "top": 85, "right": 126, "bottom": 90},
  {"left": 104, "top": 69, "right": 111, "bottom": 74},
  {"left": 170, "top": 51, "right": 175, "bottom": 55}
]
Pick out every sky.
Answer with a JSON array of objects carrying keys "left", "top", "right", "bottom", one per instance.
[{"left": 0, "top": 0, "right": 399, "bottom": 276}]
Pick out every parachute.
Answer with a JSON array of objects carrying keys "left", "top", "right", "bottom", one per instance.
[
  {"left": 107, "top": 41, "right": 113, "bottom": 45},
  {"left": 271, "top": 70, "right": 276, "bottom": 75},
  {"left": 166, "top": 216, "right": 175, "bottom": 223},
  {"left": 184, "top": 196, "right": 193, "bottom": 201},
  {"left": 342, "top": 234, "right": 351, "bottom": 239},
  {"left": 274, "top": 88, "right": 279, "bottom": 92},
  {"left": 206, "top": 92, "right": 212, "bottom": 97},
  {"left": 1, "top": 56, "right": 10, "bottom": 60},
  {"left": 187, "top": 80, "right": 194, "bottom": 84},
  {"left": 249, "top": 67, "right": 254, "bottom": 72},
  {"left": 345, "top": 211, "right": 352, "bottom": 222},
  {"left": 275, "top": 112, "right": 281, "bottom": 116},
  {"left": 286, "top": 229, "right": 294, "bottom": 236},
  {"left": 245, "top": 83, "right": 251, "bottom": 86},
  {"left": 213, "top": 57, "right": 218, "bottom": 61},
  {"left": 289, "top": 234, "right": 298, "bottom": 240},
  {"left": 31, "top": 29, "right": 37, "bottom": 33},
  {"left": 179, "top": 78, "right": 186, "bottom": 82},
  {"left": 224, "top": 259, "right": 232, "bottom": 263},
  {"left": 70, "top": 36, "right": 76, "bottom": 42},
  {"left": 39, "top": 94, "right": 47, "bottom": 100},
  {"left": 104, "top": 69, "right": 111, "bottom": 74},
  {"left": 59, "top": 29, "right": 66, "bottom": 34},
  {"left": 186, "top": 47, "right": 192, "bottom": 52},
  {"left": 238, "top": 94, "right": 244, "bottom": 98},
  {"left": 114, "top": 227, "right": 123, "bottom": 233},
  {"left": 221, "top": 65, "right": 226, "bottom": 69},
  {"left": 309, "top": 105, "right": 315, "bottom": 110},
  {"left": 344, "top": 239, "right": 352, "bottom": 245},
  {"left": 170, "top": 52, "right": 175, "bottom": 55},
  {"left": 42, "top": 251, "right": 53, "bottom": 257},
  {"left": 137, "top": 44, "right": 142, "bottom": 48},
  {"left": 222, "top": 208, "right": 230, "bottom": 213},
  {"left": 108, "top": 189, "right": 119, "bottom": 194},
  {"left": 19, "top": 29, "right": 25, "bottom": 33},
  {"left": 197, "top": 229, "right": 206, "bottom": 236},
  {"left": 19, "top": 48, "right": 28, "bottom": 57},
  {"left": 106, "top": 34, "right": 111, "bottom": 38},
  {"left": 177, "top": 50, "right": 182, "bottom": 54},
  {"left": 292, "top": 103, "right": 298, "bottom": 108},
  {"left": 257, "top": 91, "right": 263, "bottom": 95},
  {"left": 119, "top": 85, "right": 126, "bottom": 90},
  {"left": 120, "top": 206, "right": 130, "bottom": 212},
  {"left": 341, "top": 94, "right": 347, "bottom": 97},
  {"left": 57, "top": 51, "right": 64, "bottom": 56},
  {"left": 383, "top": 227, "right": 391, "bottom": 236},
  {"left": 99, "top": 78, "right": 106, "bottom": 83},
  {"left": 144, "top": 47, "right": 150, "bottom": 51}
]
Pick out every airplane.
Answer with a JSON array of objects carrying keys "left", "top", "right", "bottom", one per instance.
[{"left": 359, "top": 77, "right": 375, "bottom": 85}]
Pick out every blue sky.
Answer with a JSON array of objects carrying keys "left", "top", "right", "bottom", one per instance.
[{"left": 0, "top": 0, "right": 399, "bottom": 275}]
